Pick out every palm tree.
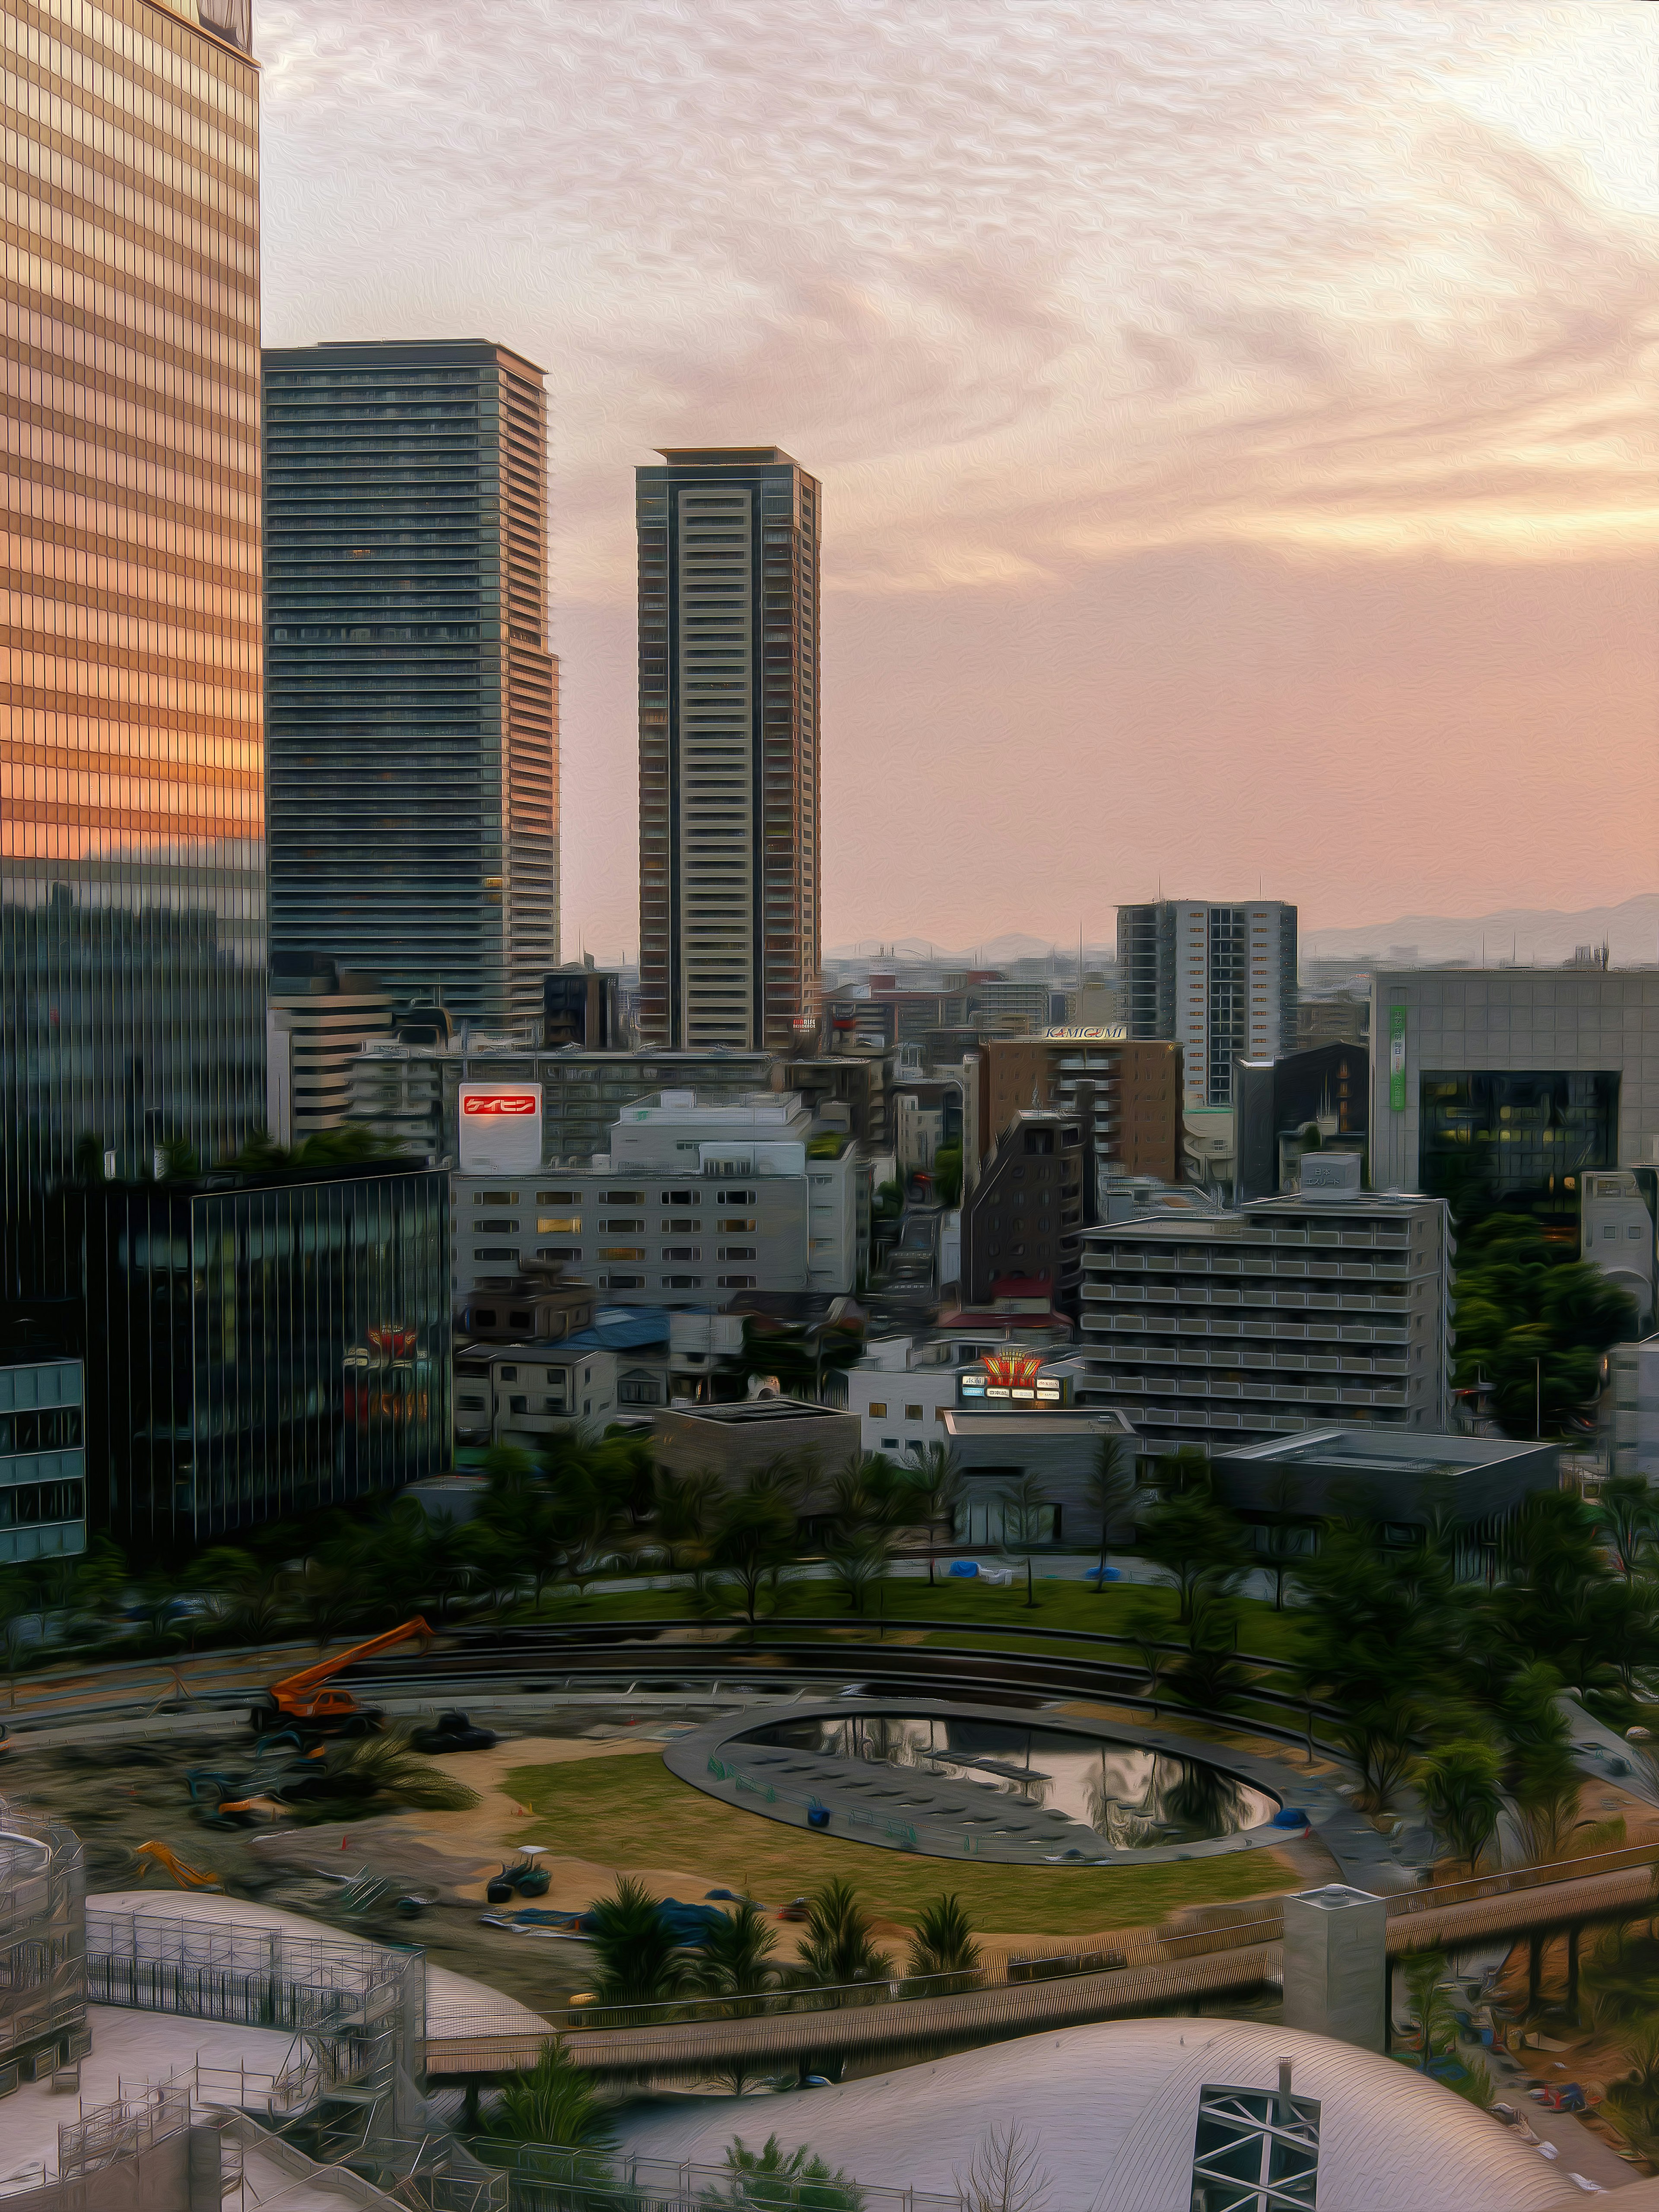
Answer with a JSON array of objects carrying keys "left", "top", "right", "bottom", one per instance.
[
  {"left": 478, "top": 2038, "right": 615, "bottom": 2153},
  {"left": 905, "top": 1443, "right": 961, "bottom": 1586},
  {"left": 998, "top": 1472, "right": 1051, "bottom": 1608},
  {"left": 1605, "top": 2022, "right": 1659, "bottom": 2164},
  {"left": 587, "top": 1876, "right": 687, "bottom": 2010},
  {"left": 1413, "top": 1737, "right": 1503, "bottom": 1874},
  {"left": 689, "top": 1901, "right": 781, "bottom": 2016},
  {"left": 319, "top": 1726, "right": 481, "bottom": 1812},
  {"left": 701, "top": 2134, "right": 864, "bottom": 2212},
  {"left": 1402, "top": 1948, "right": 1459, "bottom": 2074},
  {"left": 904, "top": 1894, "right": 981, "bottom": 1994},
  {"left": 188, "top": 1546, "right": 290, "bottom": 1641},
  {"left": 653, "top": 1467, "right": 719, "bottom": 1572},
  {"left": 1084, "top": 1433, "right": 1134, "bottom": 1592},
  {"left": 826, "top": 1531, "right": 891, "bottom": 1617},
  {"left": 796, "top": 1877, "right": 893, "bottom": 2003}
]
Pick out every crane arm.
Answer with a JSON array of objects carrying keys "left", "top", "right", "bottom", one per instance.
[{"left": 270, "top": 1617, "right": 433, "bottom": 1701}]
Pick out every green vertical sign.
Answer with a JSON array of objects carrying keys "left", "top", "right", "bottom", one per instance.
[{"left": 1388, "top": 1004, "right": 1407, "bottom": 1112}]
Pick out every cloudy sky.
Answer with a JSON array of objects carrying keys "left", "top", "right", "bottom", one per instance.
[{"left": 259, "top": 0, "right": 1659, "bottom": 961}]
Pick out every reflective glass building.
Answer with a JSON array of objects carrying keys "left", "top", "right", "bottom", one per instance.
[
  {"left": 263, "top": 341, "right": 558, "bottom": 1027},
  {"left": 1, "top": 0, "right": 265, "bottom": 1293},
  {"left": 65, "top": 1160, "right": 450, "bottom": 1547}
]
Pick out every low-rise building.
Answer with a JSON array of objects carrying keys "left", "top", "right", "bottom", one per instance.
[
  {"left": 1213, "top": 1427, "right": 1560, "bottom": 1580},
  {"left": 451, "top": 1091, "right": 864, "bottom": 1306},
  {"left": 849, "top": 1336, "right": 1082, "bottom": 1459},
  {"left": 649, "top": 1394, "right": 860, "bottom": 1494},
  {"left": 960, "top": 1106, "right": 1090, "bottom": 1316},
  {"left": 938, "top": 1405, "right": 1137, "bottom": 1547},
  {"left": 266, "top": 955, "right": 394, "bottom": 1145},
  {"left": 1077, "top": 1153, "right": 1453, "bottom": 1455},
  {"left": 0, "top": 1348, "right": 86, "bottom": 1564},
  {"left": 454, "top": 1308, "right": 673, "bottom": 1449}
]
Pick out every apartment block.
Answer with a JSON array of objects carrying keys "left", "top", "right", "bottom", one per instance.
[
  {"left": 965, "top": 1036, "right": 1184, "bottom": 1201},
  {"left": 1119, "top": 902, "right": 1297, "bottom": 1108},
  {"left": 1076, "top": 1161, "right": 1452, "bottom": 1454}
]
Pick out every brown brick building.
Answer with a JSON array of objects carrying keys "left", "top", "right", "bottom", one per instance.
[{"left": 967, "top": 1037, "right": 1183, "bottom": 1193}]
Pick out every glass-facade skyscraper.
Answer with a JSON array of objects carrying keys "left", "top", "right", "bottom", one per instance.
[
  {"left": 263, "top": 341, "right": 559, "bottom": 1029},
  {"left": 636, "top": 448, "right": 820, "bottom": 1052},
  {"left": 1, "top": 0, "right": 265, "bottom": 1293}
]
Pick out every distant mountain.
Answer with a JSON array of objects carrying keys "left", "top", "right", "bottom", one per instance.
[{"left": 1301, "top": 894, "right": 1659, "bottom": 969}]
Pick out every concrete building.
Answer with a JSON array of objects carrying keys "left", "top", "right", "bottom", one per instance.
[
  {"left": 1119, "top": 902, "right": 1298, "bottom": 1109},
  {"left": 450, "top": 1091, "right": 864, "bottom": 1306},
  {"left": 1077, "top": 1156, "right": 1453, "bottom": 1455},
  {"left": 1607, "top": 1333, "right": 1659, "bottom": 1482},
  {"left": 636, "top": 448, "right": 820, "bottom": 1052},
  {"left": 266, "top": 957, "right": 394, "bottom": 1145},
  {"left": 453, "top": 1309, "right": 672, "bottom": 1449},
  {"left": 2, "top": 0, "right": 264, "bottom": 1277},
  {"left": 960, "top": 1106, "right": 1091, "bottom": 1316},
  {"left": 1235, "top": 1042, "right": 1370, "bottom": 1201},
  {"left": 938, "top": 1406, "right": 1137, "bottom": 1547},
  {"left": 964, "top": 1035, "right": 1184, "bottom": 1205},
  {"left": 649, "top": 1396, "right": 859, "bottom": 1491},
  {"left": 1369, "top": 966, "right": 1659, "bottom": 1230},
  {"left": 0, "top": 1351, "right": 86, "bottom": 1565},
  {"left": 849, "top": 1336, "right": 1081, "bottom": 1459},
  {"left": 264, "top": 340, "right": 559, "bottom": 1025},
  {"left": 543, "top": 962, "right": 623, "bottom": 1049},
  {"left": 1214, "top": 1427, "right": 1560, "bottom": 1580}
]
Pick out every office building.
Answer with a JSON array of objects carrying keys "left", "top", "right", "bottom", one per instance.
[
  {"left": 2, "top": 0, "right": 264, "bottom": 1290},
  {"left": 1077, "top": 1155, "right": 1453, "bottom": 1454},
  {"left": 636, "top": 448, "right": 820, "bottom": 1052},
  {"left": 263, "top": 340, "right": 558, "bottom": 1024},
  {"left": 68, "top": 1158, "right": 450, "bottom": 1546},
  {"left": 963, "top": 1035, "right": 1183, "bottom": 1202},
  {"left": 543, "top": 961, "right": 621, "bottom": 1049},
  {"left": 0, "top": 1348, "right": 86, "bottom": 1565},
  {"left": 1368, "top": 967, "right": 1659, "bottom": 1230},
  {"left": 266, "top": 955, "right": 393, "bottom": 1144},
  {"left": 450, "top": 1090, "right": 864, "bottom": 1305},
  {"left": 1119, "top": 902, "right": 1297, "bottom": 1107},
  {"left": 959, "top": 1106, "right": 1092, "bottom": 1316},
  {"left": 1235, "top": 1042, "right": 1370, "bottom": 1201}
]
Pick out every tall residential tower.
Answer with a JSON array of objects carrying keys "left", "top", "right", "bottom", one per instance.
[
  {"left": 636, "top": 447, "right": 820, "bottom": 1052},
  {"left": 1119, "top": 901, "right": 1298, "bottom": 1109},
  {"left": 2, "top": 0, "right": 264, "bottom": 1288},
  {"left": 263, "top": 340, "right": 558, "bottom": 1027}
]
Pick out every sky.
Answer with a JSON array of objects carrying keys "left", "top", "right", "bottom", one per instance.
[{"left": 258, "top": 0, "right": 1659, "bottom": 964}]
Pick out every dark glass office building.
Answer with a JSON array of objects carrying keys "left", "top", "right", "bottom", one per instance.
[
  {"left": 2, "top": 0, "right": 265, "bottom": 1295},
  {"left": 1418, "top": 1070, "right": 1618, "bottom": 1226},
  {"left": 263, "top": 341, "right": 559, "bottom": 1027},
  {"left": 60, "top": 1160, "right": 450, "bottom": 1548}
]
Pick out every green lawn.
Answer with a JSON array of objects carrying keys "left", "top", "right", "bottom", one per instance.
[
  {"left": 507, "top": 1751, "right": 1301, "bottom": 1937},
  {"left": 512, "top": 1572, "right": 1309, "bottom": 1668}
]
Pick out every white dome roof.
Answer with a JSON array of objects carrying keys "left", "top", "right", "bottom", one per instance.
[{"left": 616, "top": 2018, "right": 1566, "bottom": 2212}]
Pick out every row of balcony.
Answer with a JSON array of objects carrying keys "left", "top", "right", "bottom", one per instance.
[
  {"left": 1082, "top": 1372, "right": 1411, "bottom": 1407},
  {"left": 1089, "top": 1253, "right": 1412, "bottom": 1277},
  {"left": 1082, "top": 1282, "right": 1411, "bottom": 1314}
]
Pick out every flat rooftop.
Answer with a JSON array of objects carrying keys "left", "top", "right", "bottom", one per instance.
[
  {"left": 1224, "top": 1427, "right": 1551, "bottom": 1474},
  {"left": 667, "top": 1398, "right": 847, "bottom": 1425}
]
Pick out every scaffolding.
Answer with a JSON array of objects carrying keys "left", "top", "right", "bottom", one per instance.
[{"left": 0, "top": 1802, "right": 87, "bottom": 2094}]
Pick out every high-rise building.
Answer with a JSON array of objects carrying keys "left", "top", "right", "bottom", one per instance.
[
  {"left": 636, "top": 448, "right": 820, "bottom": 1052},
  {"left": 263, "top": 340, "right": 557, "bottom": 1025},
  {"left": 1119, "top": 902, "right": 1297, "bottom": 1108},
  {"left": 2, "top": 0, "right": 264, "bottom": 1290}
]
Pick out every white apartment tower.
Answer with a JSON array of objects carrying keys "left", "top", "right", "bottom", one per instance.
[{"left": 1120, "top": 902, "right": 1298, "bottom": 1109}]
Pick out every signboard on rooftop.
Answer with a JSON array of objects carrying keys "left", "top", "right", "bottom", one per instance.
[
  {"left": 458, "top": 1083, "right": 542, "bottom": 1173},
  {"left": 1042, "top": 1025, "right": 1128, "bottom": 1042}
]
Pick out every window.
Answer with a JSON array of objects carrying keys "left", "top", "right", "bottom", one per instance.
[
  {"left": 598, "top": 1246, "right": 646, "bottom": 1260},
  {"left": 663, "top": 1217, "right": 699, "bottom": 1231},
  {"left": 471, "top": 1308, "right": 497, "bottom": 1326},
  {"left": 718, "top": 1188, "right": 756, "bottom": 1204},
  {"left": 906, "top": 1405, "right": 923, "bottom": 1421},
  {"left": 602, "top": 1217, "right": 645, "bottom": 1231},
  {"left": 538, "top": 1190, "right": 578, "bottom": 1204},
  {"left": 0, "top": 1408, "right": 83, "bottom": 1454},
  {"left": 662, "top": 1274, "right": 702, "bottom": 1289},
  {"left": 720, "top": 1217, "right": 756, "bottom": 1232},
  {"left": 474, "top": 1191, "right": 516, "bottom": 1205},
  {"left": 619, "top": 1376, "right": 661, "bottom": 1405},
  {"left": 474, "top": 1219, "right": 518, "bottom": 1233},
  {"left": 667, "top": 1190, "right": 698, "bottom": 1205},
  {"left": 474, "top": 1249, "right": 518, "bottom": 1261},
  {"left": 497, "top": 1367, "right": 518, "bottom": 1382},
  {"left": 605, "top": 1274, "right": 645, "bottom": 1288},
  {"left": 869, "top": 1401, "right": 887, "bottom": 1418},
  {"left": 537, "top": 1246, "right": 581, "bottom": 1260},
  {"left": 539, "top": 1215, "right": 580, "bottom": 1233},
  {"left": 542, "top": 1395, "right": 566, "bottom": 1414},
  {"left": 718, "top": 1274, "right": 756, "bottom": 1289},
  {"left": 603, "top": 1189, "right": 645, "bottom": 1203},
  {"left": 663, "top": 1246, "right": 700, "bottom": 1260},
  {"left": 508, "top": 1310, "right": 532, "bottom": 1328},
  {"left": 508, "top": 1394, "right": 528, "bottom": 1415},
  {"left": 456, "top": 1393, "right": 486, "bottom": 1412},
  {"left": 719, "top": 1245, "right": 756, "bottom": 1260}
]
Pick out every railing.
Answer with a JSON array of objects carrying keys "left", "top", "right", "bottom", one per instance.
[
  {"left": 432, "top": 1914, "right": 1287, "bottom": 2041},
  {"left": 1388, "top": 1839, "right": 1659, "bottom": 1920},
  {"left": 478, "top": 2141, "right": 964, "bottom": 2212}
]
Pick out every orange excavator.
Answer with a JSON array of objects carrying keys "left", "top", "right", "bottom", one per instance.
[{"left": 247, "top": 1618, "right": 433, "bottom": 1738}]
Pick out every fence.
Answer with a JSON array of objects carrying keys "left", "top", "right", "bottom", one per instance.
[
  {"left": 1386, "top": 1838, "right": 1659, "bottom": 1920},
  {"left": 480, "top": 2142, "right": 966, "bottom": 2212}
]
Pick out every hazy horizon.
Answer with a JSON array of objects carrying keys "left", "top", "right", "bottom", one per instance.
[{"left": 261, "top": 2, "right": 1659, "bottom": 965}]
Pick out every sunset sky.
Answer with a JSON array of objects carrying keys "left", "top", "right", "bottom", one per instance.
[{"left": 259, "top": 1, "right": 1659, "bottom": 962}]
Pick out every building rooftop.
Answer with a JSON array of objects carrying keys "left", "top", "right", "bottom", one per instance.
[
  {"left": 1223, "top": 1427, "right": 1550, "bottom": 1477},
  {"left": 664, "top": 1398, "right": 848, "bottom": 1425}
]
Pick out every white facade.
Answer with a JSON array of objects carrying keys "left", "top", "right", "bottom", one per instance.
[
  {"left": 1607, "top": 1334, "right": 1659, "bottom": 1482},
  {"left": 847, "top": 1341, "right": 962, "bottom": 1458},
  {"left": 1077, "top": 1188, "right": 1453, "bottom": 1455},
  {"left": 267, "top": 974, "right": 392, "bottom": 1144},
  {"left": 1368, "top": 967, "right": 1659, "bottom": 1198}
]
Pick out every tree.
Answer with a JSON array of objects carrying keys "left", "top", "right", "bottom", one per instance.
[
  {"left": 1604, "top": 2022, "right": 1659, "bottom": 2165},
  {"left": 955, "top": 2122, "right": 1054, "bottom": 2212},
  {"left": 904, "top": 1894, "right": 981, "bottom": 1994},
  {"left": 700, "top": 1477, "right": 799, "bottom": 1635},
  {"left": 1136, "top": 1455, "right": 1244, "bottom": 1624},
  {"left": 931, "top": 1143, "right": 963, "bottom": 1208},
  {"left": 1413, "top": 1737, "right": 1503, "bottom": 1873},
  {"left": 587, "top": 1876, "right": 688, "bottom": 2009},
  {"left": 998, "top": 1471, "right": 1052, "bottom": 1609},
  {"left": 689, "top": 1901, "right": 781, "bottom": 2014},
  {"left": 826, "top": 1532, "right": 891, "bottom": 1617},
  {"left": 187, "top": 1547, "right": 290, "bottom": 1642},
  {"left": 1401, "top": 1948, "right": 1459, "bottom": 2074},
  {"left": 318, "top": 1727, "right": 481, "bottom": 1812},
  {"left": 703, "top": 2135, "right": 864, "bottom": 2212},
  {"left": 796, "top": 1878, "right": 892, "bottom": 2000},
  {"left": 1256, "top": 1466, "right": 1309, "bottom": 1612},
  {"left": 479, "top": 2038, "right": 615, "bottom": 2152},
  {"left": 1453, "top": 1212, "right": 1636, "bottom": 1438},
  {"left": 1165, "top": 1583, "right": 1252, "bottom": 1716},
  {"left": 652, "top": 1467, "right": 719, "bottom": 1572},
  {"left": 1084, "top": 1433, "right": 1135, "bottom": 1592},
  {"left": 903, "top": 1443, "right": 961, "bottom": 1586},
  {"left": 1598, "top": 1475, "right": 1659, "bottom": 1580},
  {"left": 0, "top": 1574, "right": 35, "bottom": 1704},
  {"left": 1497, "top": 1662, "right": 1582, "bottom": 1866}
]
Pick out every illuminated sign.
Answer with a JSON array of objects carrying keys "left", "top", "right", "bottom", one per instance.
[
  {"left": 1042, "top": 1025, "right": 1127, "bottom": 1042},
  {"left": 959, "top": 1352, "right": 1064, "bottom": 1406},
  {"left": 458, "top": 1083, "right": 543, "bottom": 1173},
  {"left": 982, "top": 1353, "right": 1043, "bottom": 1391}
]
